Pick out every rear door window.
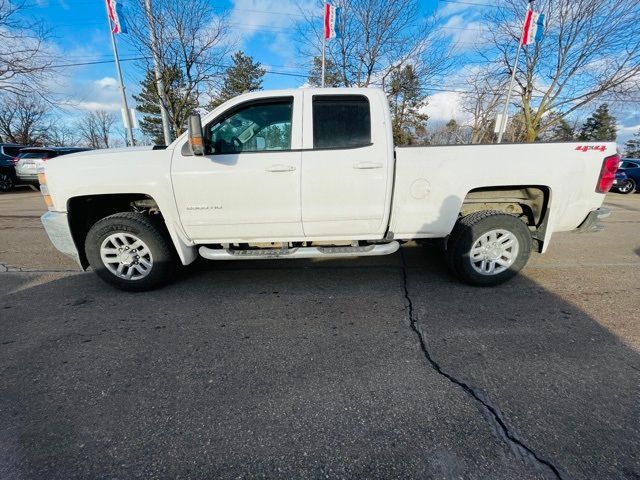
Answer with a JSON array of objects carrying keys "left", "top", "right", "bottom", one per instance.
[
  {"left": 312, "top": 95, "right": 371, "bottom": 149},
  {"left": 3, "top": 146, "right": 21, "bottom": 157}
]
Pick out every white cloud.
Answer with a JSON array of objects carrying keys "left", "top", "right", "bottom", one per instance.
[
  {"left": 56, "top": 76, "right": 126, "bottom": 113},
  {"left": 437, "top": 0, "right": 490, "bottom": 18},
  {"left": 425, "top": 91, "right": 468, "bottom": 123},
  {"left": 439, "top": 14, "right": 490, "bottom": 52},
  {"left": 228, "top": 0, "right": 314, "bottom": 64},
  {"left": 95, "top": 77, "right": 120, "bottom": 90}
]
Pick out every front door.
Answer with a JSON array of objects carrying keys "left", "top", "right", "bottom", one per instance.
[{"left": 172, "top": 95, "right": 304, "bottom": 242}]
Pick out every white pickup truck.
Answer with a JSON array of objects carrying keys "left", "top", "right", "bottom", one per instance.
[{"left": 39, "top": 88, "right": 618, "bottom": 291}]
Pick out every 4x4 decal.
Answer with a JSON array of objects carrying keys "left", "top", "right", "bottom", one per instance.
[{"left": 575, "top": 145, "right": 607, "bottom": 152}]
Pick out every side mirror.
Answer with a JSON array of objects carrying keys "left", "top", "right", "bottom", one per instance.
[{"left": 188, "top": 114, "right": 205, "bottom": 156}]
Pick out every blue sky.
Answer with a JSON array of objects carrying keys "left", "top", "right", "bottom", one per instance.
[{"left": 20, "top": 0, "right": 640, "bottom": 144}]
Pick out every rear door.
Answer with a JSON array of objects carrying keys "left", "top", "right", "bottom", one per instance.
[{"left": 300, "top": 92, "right": 392, "bottom": 238}]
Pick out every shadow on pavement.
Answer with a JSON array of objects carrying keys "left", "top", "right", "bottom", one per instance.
[{"left": 0, "top": 246, "right": 638, "bottom": 479}]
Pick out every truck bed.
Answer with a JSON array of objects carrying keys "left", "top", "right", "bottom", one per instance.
[{"left": 390, "top": 142, "right": 616, "bottom": 250}]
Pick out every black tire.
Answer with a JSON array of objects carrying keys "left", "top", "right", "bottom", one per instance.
[
  {"left": 85, "top": 212, "right": 176, "bottom": 291},
  {"left": 0, "top": 171, "right": 15, "bottom": 192},
  {"left": 446, "top": 210, "right": 532, "bottom": 287},
  {"left": 618, "top": 179, "right": 636, "bottom": 194}
]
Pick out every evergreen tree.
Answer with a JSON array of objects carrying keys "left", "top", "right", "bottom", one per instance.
[
  {"left": 209, "top": 52, "right": 266, "bottom": 109},
  {"left": 578, "top": 104, "right": 617, "bottom": 141},
  {"left": 133, "top": 66, "right": 198, "bottom": 145},
  {"left": 624, "top": 128, "right": 640, "bottom": 158},
  {"left": 547, "top": 118, "right": 576, "bottom": 141},
  {"left": 307, "top": 56, "right": 342, "bottom": 87},
  {"left": 387, "top": 65, "right": 429, "bottom": 145}
]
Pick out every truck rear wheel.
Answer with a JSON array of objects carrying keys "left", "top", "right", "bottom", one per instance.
[
  {"left": 85, "top": 212, "right": 175, "bottom": 291},
  {"left": 446, "top": 210, "right": 532, "bottom": 287}
]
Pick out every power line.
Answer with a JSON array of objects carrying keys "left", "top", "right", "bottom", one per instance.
[
  {"left": 48, "top": 56, "right": 310, "bottom": 79},
  {"left": 439, "top": 0, "right": 499, "bottom": 7},
  {"left": 45, "top": 56, "right": 640, "bottom": 103}
]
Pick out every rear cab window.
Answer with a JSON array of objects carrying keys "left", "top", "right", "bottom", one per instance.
[
  {"left": 3, "top": 147, "right": 22, "bottom": 157},
  {"left": 312, "top": 95, "right": 371, "bottom": 149}
]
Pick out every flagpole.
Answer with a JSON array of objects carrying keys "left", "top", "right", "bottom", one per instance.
[
  {"left": 497, "top": 0, "right": 534, "bottom": 144},
  {"left": 144, "top": 0, "right": 172, "bottom": 146},
  {"left": 321, "top": 35, "right": 326, "bottom": 88},
  {"left": 106, "top": 8, "right": 135, "bottom": 146}
]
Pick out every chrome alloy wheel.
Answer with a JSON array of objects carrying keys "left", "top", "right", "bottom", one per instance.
[
  {"left": 100, "top": 233, "right": 153, "bottom": 280},
  {"left": 619, "top": 180, "right": 634, "bottom": 193},
  {"left": 469, "top": 229, "right": 520, "bottom": 276}
]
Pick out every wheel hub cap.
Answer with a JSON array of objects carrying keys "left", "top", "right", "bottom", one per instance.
[
  {"left": 470, "top": 229, "right": 519, "bottom": 276},
  {"left": 100, "top": 233, "right": 153, "bottom": 280}
]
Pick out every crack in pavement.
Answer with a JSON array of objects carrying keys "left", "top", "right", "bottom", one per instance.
[{"left": 399, "top": 250, "right": 566, "bottom": 480}]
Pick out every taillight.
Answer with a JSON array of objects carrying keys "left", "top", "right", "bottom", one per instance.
[
  {"left": 11, "top": 157, "right": 19, "bottom": 165},
  {"left": 596, "top": 154, "right": 620, "bottom": 193}
]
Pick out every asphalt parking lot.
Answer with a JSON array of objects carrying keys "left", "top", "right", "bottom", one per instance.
[{"left": 1, "top": 188, "right": 639, "bottom": 479}]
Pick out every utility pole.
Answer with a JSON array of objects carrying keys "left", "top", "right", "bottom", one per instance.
[
  {"left": 143, "top": 0, "right": 172, "bottom": 145},
  {"left": 106, "top": 5, "right": 135, "bottom": 147},
  {"left": 497, "top": 0, "right": 534, "bottom": 144}
]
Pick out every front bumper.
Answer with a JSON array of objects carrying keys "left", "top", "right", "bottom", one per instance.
[
  {"left": 41, "top": 211, "right": 83, "bottom": 268},
  {"left": 574, "top": 208, "right": 611, "bottom": 233}
]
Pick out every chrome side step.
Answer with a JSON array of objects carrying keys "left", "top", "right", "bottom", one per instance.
[{"left": 199, "top": 241, "right": 400, "bottom": 261}]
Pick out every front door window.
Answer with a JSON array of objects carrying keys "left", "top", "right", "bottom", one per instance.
[{"left": 207, "top": 100, "right": 293, "bottom": 154}]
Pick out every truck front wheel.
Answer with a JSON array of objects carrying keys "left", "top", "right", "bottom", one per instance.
[
  {"left": 85, "top": 212, "right": 175, "bottom": 291},
  {"left": 446, "top": 211, "right": 532, "bottom": 287}
]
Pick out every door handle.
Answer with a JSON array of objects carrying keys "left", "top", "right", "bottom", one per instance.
[
  {"left": 266, "top": 164, "right": 296, "bottom": 172},
  {"left": 354, "top": 161, "right": 383, "bottom": 170}
]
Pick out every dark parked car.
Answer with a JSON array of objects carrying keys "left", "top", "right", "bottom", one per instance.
[
  {"left": 14, "top": 147, "right": 89, "bottom": 186},
  {"left": 0, "top": 143, "right": 27, "bottom": 192},
  {"left": 613, "top": 171, "right": 628, "bottom": 191},
  {"left": 614, "top": 159, "right": 640, "bottom": 194}
]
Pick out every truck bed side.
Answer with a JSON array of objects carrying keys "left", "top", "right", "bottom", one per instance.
[{"left": 391, "top": 142, "right": 616, "bottom": 251}]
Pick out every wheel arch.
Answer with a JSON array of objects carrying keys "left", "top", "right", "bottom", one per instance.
[
  {"left": 67, "top": 193, "right": 197, "bottom": 269},
  {"left": 459, "top": 185, "right": 551, "bottom": 253}
]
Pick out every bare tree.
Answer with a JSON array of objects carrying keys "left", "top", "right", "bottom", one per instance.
[
  {"left": 485, "top": 0, "right": 640, "bottom": 142},
  {"left": 298, "top": 0, "right": 452, "bottom": 89},
  {"left": 125, "top": 0, "right": 229, "bottom": 124},
  {"left": 430, "top": 119, "right": 472, "bottom": 145},
  {"left": 44, "top": 123, "right": 80, "bottom": 147},
  {"left": 0, "top": 94, "right": 48, "bottom": 144},
  {"left": 461, "top": 69, "right": 506, "bottom": 144},
  {"left": 77, "top": 111, "right": 116, "bottom": 149},
  {"left": 0, "top": 0, "right": 54, "bottom": 96}
]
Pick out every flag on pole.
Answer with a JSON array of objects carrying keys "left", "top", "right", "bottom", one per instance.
[
  {"left": 521, "top": 10, "right": 544, "bottom": 46},
  {"left": 324, "top": 3, "right": 341, "bottom": 40},
  {"left": 106, "top": 0, "right": 128, "bottom": 34}
]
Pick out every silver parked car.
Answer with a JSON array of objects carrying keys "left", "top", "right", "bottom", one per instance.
[{"left": 15, "top": 147, "right": 89, "bottom": 186}]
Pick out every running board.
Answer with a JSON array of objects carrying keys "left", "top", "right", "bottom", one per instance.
[{"left": 199, "top": 241, "right": 400, "bottom": 260}]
